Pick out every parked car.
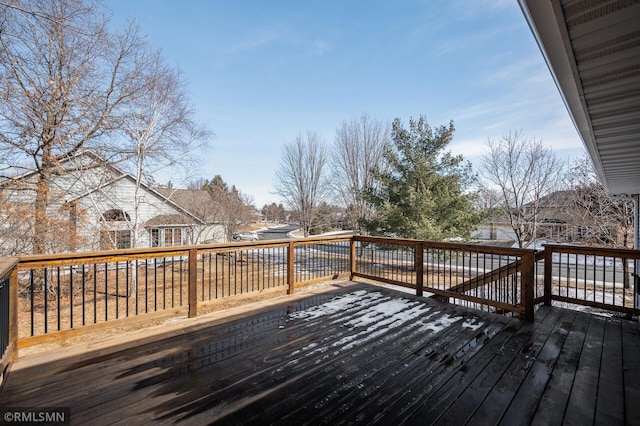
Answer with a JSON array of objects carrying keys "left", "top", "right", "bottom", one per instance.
[{"left": 232, "top": 231, "right": 260, "bottom": 241}]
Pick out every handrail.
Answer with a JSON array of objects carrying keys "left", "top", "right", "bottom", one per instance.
[
  {"left": 1, "top": 236, "right": 639, "bottom": 366},
  {"left": 541, "top": 243, "right": 640, "bottom": 315},
  {"left": 448, "top": 250, "right": 544, "bottom": 293},
  {"left": 355, "top": 235, "right": 534, "bottom": 256},
  {"left": 0, "top": 257, "right": 19, "bottom": 377},
  {"left": 352, "top": 236, "right": 537, "bottom": 320},
  {"left": 542, "top": 243, "right": 640, "bottom": 257},
  {"left": 15, "top": 235, "right": 350, "bottom": 265},
  {"left": 11, "top": 236, "right": 352, "bottom": 349}
]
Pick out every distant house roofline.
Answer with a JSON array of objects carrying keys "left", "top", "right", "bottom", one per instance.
[{"left": 1, "top": 151, "right": 206, "bottom": 226}]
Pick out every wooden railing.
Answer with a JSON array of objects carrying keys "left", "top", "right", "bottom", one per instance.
[
  {"left": 1, "top": 236, "right": 639, "bottom": 364},
  {"left": 0, "top": 257, "right": 18, "bottom": 377},
  {"left": 542, "top": 244, "right": 640, "bottom": 315},
  {"left": 353, "top": 236, "right": 536, "bottom": 320},
  {"left": 11, "top": 236, "right": 351, "bottom": 348}
]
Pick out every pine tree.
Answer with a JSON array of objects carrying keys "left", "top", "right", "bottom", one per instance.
[{"left": 362, "top": 116, "right": 480, "bottom": 241}]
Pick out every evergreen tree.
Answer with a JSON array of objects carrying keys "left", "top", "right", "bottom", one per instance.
[{"left": 362, "top": 116, "right": 480, "bottom": 240}]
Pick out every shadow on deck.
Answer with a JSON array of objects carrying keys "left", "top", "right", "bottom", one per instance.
[{"left": 1, "top": 281, "right": 639, "bottom": 425}]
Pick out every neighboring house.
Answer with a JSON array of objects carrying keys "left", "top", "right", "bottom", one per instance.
[
  {"left": 472, "top": 217, "right": 518, "bottom": 243},
  {"left": 0, "top": 152, "right": 225, "bottom": 255},
  {"left": 474, "top": 190, "right": 633, "bottom": 247},
  {"left": 153, "top": 187, "right": 224, "bottom": 243},
  {"left": 528, "top": 190, "right": 574, "bottom": 242}
]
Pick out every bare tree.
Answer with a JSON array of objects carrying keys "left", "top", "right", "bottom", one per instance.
[
  {"left": 480, "top": 130, "right": 564, "bottom": 248},
  {"left": 332, "top": 113, "right": 389, "bottom": 233},
  {"left": 566, "top": 155, "right": 636, "bottom": 288},
  {"left": 121, "top": 51, "right": 211, "bottom": 247},
  {"left": 474, "top": 186, "right": 503, "bottom": 240},
  {"left": 566, "top": 155, "right": 634, "bottom": 248},
  {"left": 203, "top": 177, "right": 255, "bottom": 241},
  {"left": 0, "top": 0, "right": 151, "bottom": 253},
  {"left": 275, "top": 132, "right": 330, "bottom": 237},
  {"left": 261, "top": 203, "right": 286, "bottom": 223},
  {"left": 0, "top": 181, "right": 91, "bottom": 256}
]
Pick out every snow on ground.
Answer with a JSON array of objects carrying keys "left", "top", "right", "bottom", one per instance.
[{"left": 552, "top": 286, "right": 636, "bottom": 309}]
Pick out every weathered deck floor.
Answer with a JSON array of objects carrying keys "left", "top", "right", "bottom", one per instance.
[{"left": 1, "top": 282, "right": 639, "bottom": 425}]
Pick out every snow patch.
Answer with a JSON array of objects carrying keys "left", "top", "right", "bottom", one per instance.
[
  {"left": 461, "top": 318, "right": 483, "bottom": 330},
  {"left": 283, "top": 290, "right": 485, "bottom": 366},
  {"left": 419, "top": 314, "right": 461, "bottom": 333},
  {"left": 289, "top": 290, "right": 386, "bottom": 321}
]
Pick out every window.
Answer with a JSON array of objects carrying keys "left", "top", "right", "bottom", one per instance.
[
  {"left": 148, "top": 228, "right": 185, "bottom": 247},
  {"left": 100, "top": 230, "right": 131, "bottom": 250},
  {"left": 150, "top": 229, "right": 160, "bottom": 247},
  {"left": 100, "top": 208, "right": 131, "bottom": 249},
  {"left": 103, "top": 209, "right": 130, "bottom": 222},
  {"left": 165, "top": 228, "right": 182, "bottom": 247},
  {"left": 578, "top": 226, "right": 589, "bottom": 238}
]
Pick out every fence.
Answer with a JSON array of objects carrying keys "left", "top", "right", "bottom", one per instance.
[
  {"left": 353, "top": 236, "right": 536, "bottom": 319},
  {"left": 12, "top": 236, "right": 352, "bottom": 347},
  {"left": 0, "top": 258, "right": 18, "bottom": 376},
  {"left": 542, "top": 244, "right": 640, "bottom": 315},
  {"left": 2, "top": 236, "right": 640, "bottom": 358}
]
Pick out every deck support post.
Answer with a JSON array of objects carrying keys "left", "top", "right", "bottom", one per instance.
[
  {"left": 287, "top": 242, "right": 295, "bottom": 295},
  {"left": 634, "top": 194, "right": 639, "bottom": 309},
  {"left": 521, "top": 250, "right": 535, "bottom": 321},
  {"left": 188, "top": 249, "right": 197, "bottom": 318},
  {"left": 349, "top": 239, "right": 357, "bottom": 280},
  {"left": 0, "top": 259, "right": 19, "bottom": 375},
  {"left": 9, "top": 265, "right": 19, "bottom": 361},
  {"left": 543, "top": 246, "right": 553, "bottom": 306},
  {"left": 415, "top": 243, "right": 424, "bottom": 297}
]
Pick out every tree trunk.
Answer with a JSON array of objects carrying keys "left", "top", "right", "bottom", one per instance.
[
  {"left": 33, "top": 161, "right": 53, "bottom": 255},
  {"left": 623, "top": 230, "right": 630, "bottom": 289}
]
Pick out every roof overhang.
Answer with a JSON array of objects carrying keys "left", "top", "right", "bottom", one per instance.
[{"left": 519, "top": 0, "right": 640, "bottom": 195}]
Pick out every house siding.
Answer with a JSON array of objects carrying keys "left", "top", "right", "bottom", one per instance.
[{"left": 0, "top": 152, "right": 226, "bottom": 255}]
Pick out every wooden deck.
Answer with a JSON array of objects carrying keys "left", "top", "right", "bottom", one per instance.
[{"left": 1, "top": 282, "right": 639, "bottom": 425}]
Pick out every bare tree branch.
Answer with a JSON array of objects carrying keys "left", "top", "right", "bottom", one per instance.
[
  {"left": 480, "top": 130, "right": 565, "bottom": 248},
  {"left": 331, "top": 113, "right": 389, "bottom": 233},
  {"left": 0, "top": 0, "right": 171, "bottom": 253},
  {"left": 565, "top": 155, "right": 634, "bottom": 248},
  {"left": 275, "top": 132, "right": 330, "bottom": 237}
]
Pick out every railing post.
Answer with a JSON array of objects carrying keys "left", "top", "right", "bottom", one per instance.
[
  {"left": 287, "top": 242, "right": 295, "bottom": 294},
  {"left": 9, "top": 266, "right": 19, "bottom": 361},
  {"left": 415, "top": 242, "right": 424, "bottom": 297},
  {"left": 350, "top": 238, "right": 357, "bottom": 281},
  {"left": 543, "top": 246, "right": 553, "bottom": 306},
  {"left": 188, "top": 249, "right": 197, "bottom": 318},
  {"left": 521, "top": 250, "right": 535, "bottom": 321}
]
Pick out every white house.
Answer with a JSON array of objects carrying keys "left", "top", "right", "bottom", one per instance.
[{"left": 0, "top": 152, "right": 225, "bottom": 255}]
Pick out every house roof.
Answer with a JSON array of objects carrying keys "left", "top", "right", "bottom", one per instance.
[
  {"left": 519, "top": 0, "right": 640, "bottom": 195},
  {"left": 154, "top": 188, "right": 203, "bottom": 207},
  {"left": 0, "top": 151, "right": 206, "bottom": 226},
  {"left": 145, "top": 214, "right": 193, "bottom": 226},
  {"left": 532, "top": 190, "right": 573, "bottom": 207},
  {"left": 154, "top": 188, "right": 219, "bottom": 224},
  {"left": 0, "top": 150, "right": 122, "bottom": 186},
  {"left": 70, "top": 173, "right": 206, "bottom": 226}
]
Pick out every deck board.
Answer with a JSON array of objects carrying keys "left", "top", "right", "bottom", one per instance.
[
  {"left": 498, "top": 308, "right": 577, "bottom": 425},
  {"left": 343, "top": 319, "right": 511, "bottom": 425},
  {"left": 401, "top": 317, "right": 522, "bottom": 424},
  {"left": 622, "top": 318, "right": 640, "bottom": 425},
  {"left": 439, "top": 306, "right": 560, "bottom": 426},
  {"left": 530, "top": 310, "right": 589, "bottom": 426},
  {"left": 595, "top": 317, "right": 625, "bottom": 425},
  {"left": 563, "top": 314, "right": 605, "bottom": 424},
  {"left": 1, "top": 282, "right": 638, "bottom": 425}
]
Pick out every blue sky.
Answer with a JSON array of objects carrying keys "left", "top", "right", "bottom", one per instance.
[{"left": 107, "top": 0, "right": 585, "bottom": 207}]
